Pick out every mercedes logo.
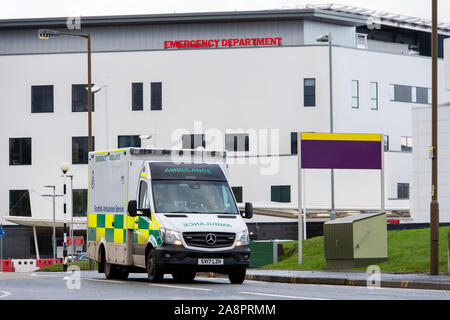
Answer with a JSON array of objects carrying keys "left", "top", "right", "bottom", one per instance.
[{"left": 205, "top": 233, "right": 216, "bottom": 246}]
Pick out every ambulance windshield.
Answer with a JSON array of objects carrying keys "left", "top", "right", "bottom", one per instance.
[{"left": 152, "top": 180, "right": 239, "bottom": 214}]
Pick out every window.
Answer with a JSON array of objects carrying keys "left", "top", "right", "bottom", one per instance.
[
  {"left": 291, "top": 132, "right": 298, "bottom": 155},
  {"left": 151, "top": 82, "right": 162, "bottom": 110},
  {"left": 139, "top": 181, "right": 150, "bottom": 209},
  {"left": 72, "top": 84, "right": 95, "bottom": 112},
  {"left": 397, "top": 183, "right": 410, "bottom": 199},
  {"left": 9, "top": 190, "right": 31, "bottom": 217},
  {"left": 370, "top": 82, "right": 379, "bottom": 110},
  {"left": 304, "top": 78, "right": 316, "bottom": 107},
  {"left": 401, "top": 136, "right": 413, "bottom": 152},
  {"left": 182, "top": 134, "right": 205, "bottom": 149},
  {"left": 390, "top": 84, "right": 431, "bottom": 104},
  {"left": 383, "top": 135, "right": 390, "bottom": 152},
  {"left": 72, "top": 136, "right": 95, "bottom": 164},
  {"left": 232, "top": 187, "right": 243, "bottom": 203},
  {"left": 31, "top": 85, "right": 53, "bottom": 113},
  {"left": 428, "top": 88, "right": 432, "bottom": 104},
  {"left": 9, "top": 138, "right": 31, "bottom": 165},
  {"left": 132, "top": 83, "right": 143, "bottom": 111},
  {"left": 118, "top": 135, "right": 141, "bottom": 148},
  {"left": 225, "top": 134, "right": 249, "bottom": 152},
  {"left": 72, "top": 189, "right": 87, "bottom": 217},
  {"left": 352, "top": 80, "right": 359, "bottom": 109},
  {"left": 271, "top": 186, "right": 291, "bottom": 203}
]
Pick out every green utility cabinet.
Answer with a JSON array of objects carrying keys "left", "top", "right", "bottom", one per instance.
[
  {"left": 324, "top": 212, "right": 388, "bottom": 270},
  {"left": 249, "top": 240, "right": 289, "bottom": 267}
]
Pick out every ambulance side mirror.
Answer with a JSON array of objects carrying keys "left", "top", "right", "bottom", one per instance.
[
  {"left": 244, "top": 202, "right": 253, "bottom": 219},
  {"left": 127, "top": 200, "right": 137, "bottom": 217}
]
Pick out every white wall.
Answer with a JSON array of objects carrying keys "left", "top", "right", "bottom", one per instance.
[{"left": 1, "top": 45, "right": 449, "bottom": 223}]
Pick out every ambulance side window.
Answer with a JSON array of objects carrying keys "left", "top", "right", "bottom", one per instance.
[{"left": 138, "top": 181, "right": 150, "bottom": 209}]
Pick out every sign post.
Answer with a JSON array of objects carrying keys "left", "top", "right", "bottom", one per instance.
[
  {"left": 297, "top": 133, "right": 384, "bottom": 265},
  {"left": 0, "top": 226, "right": 4, "bottom": 273}
]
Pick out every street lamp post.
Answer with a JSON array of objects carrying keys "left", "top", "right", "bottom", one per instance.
[
  {"left": 38, "top": 29, "right": 93, "bottom": 153},
  {"left": 430, "top": 0, "right": 440, "bottom": 276},
  {"left": 66, "top": 175, "right": 74, "bottom": 258},
  {"left": 60, "top": 162, "right": 70, "bottom": 272},
  {"left": 42, "top": 185, "right": 63, "bottom": 259},
  {"left": 317, "top": 32, "right": 336, "bottom": 220}
]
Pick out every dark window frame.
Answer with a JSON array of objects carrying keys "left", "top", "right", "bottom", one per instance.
[
  {"left": 151, "top": 82, "right": 162, "bottom": 111},
  {"left": 72, "top": 84, "right": 95, "bottom": 112},
  {"left": 9, "top": 137, "right": 32, "bottom": 166},
  {"left": 225, "top": 134, "right": 250, "bottom": 152},
  {"left": 397, "top": 183, "right": 410, "bottom": 200},
  {"left": 303, "top": 78, "right": 316, "bottom": 107},
  {"left": 231, "top": 187, "right": 243, "bottom": 203},
  {"left": 9, "top": 190, "right": 31, "bottom": 217},
  {"left": 72, "top": 136, "right": 95, "bottom": 165},
  {"left": 118, "top": 135, "right": 141, "bottom": 148},
  {"left": 182, "top": 134, "right": 205, "bottom": 149},
  {"left": 72, "top": 189, "right": 88, "bottom": 217},
  {"left": 31, "top": 85, "right": 54, "bottom": 113},
  {"left": 271, "top": 185, "right": 291, "bottom": 203},
  {"left": 132, "top": 82, "right": 143, "bottom": 111}
]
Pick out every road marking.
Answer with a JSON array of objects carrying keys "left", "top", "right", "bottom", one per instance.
[
  {"left": 240, "top": 291, "right": 333, "bottom": 300},
  {"left": 0, "top": 291, "right": 11, "bottom": 298},
  {"left": 150, "top": 283, "right": 212, "bottom": 291},
  {"left": 85, "top": 278, "right": 128, "bottom": 284}
]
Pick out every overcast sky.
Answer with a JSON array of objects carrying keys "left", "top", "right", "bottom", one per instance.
[{"left": 1, "top": 0, "right": 450, "bottom": 22}]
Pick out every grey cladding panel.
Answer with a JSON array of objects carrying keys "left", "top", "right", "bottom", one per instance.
[{"left": 0, "top": 20, "right": 304, "bottom": 55}]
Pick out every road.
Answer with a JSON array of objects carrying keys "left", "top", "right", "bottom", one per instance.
[{"left": 0, "top": 271, "right": 449, "bottom": 300}]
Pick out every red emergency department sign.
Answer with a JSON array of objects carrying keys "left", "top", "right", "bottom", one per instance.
[
  {"left": 67, "top": 236, "right": 84, "bottom": 246},
  {"left": 164, "top": 37, "right": 282, "bottom": 49}
]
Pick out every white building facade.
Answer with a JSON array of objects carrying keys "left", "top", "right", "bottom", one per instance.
[{"left": 2, "top": 6, "right": 450, "bottom": 237}]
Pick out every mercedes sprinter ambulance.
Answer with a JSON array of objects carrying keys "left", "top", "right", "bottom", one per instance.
[{"left": 86, "top": 148, "right": 253, "bottom": 284}]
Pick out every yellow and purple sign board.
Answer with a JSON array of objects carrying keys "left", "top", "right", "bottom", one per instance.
[{"left": 300, "top": 133, "right": 383, "bottom": 170}]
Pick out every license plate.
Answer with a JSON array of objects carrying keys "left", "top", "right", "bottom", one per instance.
[{"left": 198, "top": 258, "right": 224, "bottom": 265}]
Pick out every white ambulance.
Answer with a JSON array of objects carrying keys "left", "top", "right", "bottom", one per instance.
[{"left": 86, "top": 148, "right": 253, "bottom": 284}]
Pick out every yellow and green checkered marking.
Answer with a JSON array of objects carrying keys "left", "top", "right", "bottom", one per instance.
[{"left": 88, "top": 213, "right": 162, "bottom": 246}]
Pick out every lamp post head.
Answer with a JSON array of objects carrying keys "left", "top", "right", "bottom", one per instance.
[
  {"left": 60, "top": 162, "right": 70, "bottom": 174},
  {"left": 316, "top": 32, "right": 332, "bottom": 43},
  {"left": 38, "top": 29, "right": 61, "bottom": 39}
]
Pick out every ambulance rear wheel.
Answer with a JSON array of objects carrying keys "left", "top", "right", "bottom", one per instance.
[
  {"left": 146, "top": 249, "right": 164, "bottom": 283},
  {"left": 104, "top": 261, "right": 118, "bottom": 280}
]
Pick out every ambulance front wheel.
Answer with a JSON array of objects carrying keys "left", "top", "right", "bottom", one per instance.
[
  {"left": 228, "top": 268, "right": 246, "bottom": 284},
  {"left": 147, "top": 248, "right": 164, "bottom": 283}
]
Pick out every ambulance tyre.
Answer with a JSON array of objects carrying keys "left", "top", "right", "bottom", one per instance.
[
  {"left": 104, "top": 260, "right": 118, "bottom": 280},
  {"left": 146, "top": 249, "right": 164, "bottom": 283},
  {"left": 172, "top": 271, "right": 196, "bottom": 282},
  {"left": 228, "top": 268, "right": 246, "bottom": 284},
  {"left": 115, "top": 268, "right": 129, "bottom": 280}
]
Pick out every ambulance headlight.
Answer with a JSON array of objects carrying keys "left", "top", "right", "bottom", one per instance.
[
  {"left": 160, "top": 228, "right": 182, "bottom": 245},
  {"left": 236, "top": 230, "right": 250, "bottom": 247}
]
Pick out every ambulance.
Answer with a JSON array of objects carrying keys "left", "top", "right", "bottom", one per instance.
[{"left": 86, "top": 148, "right": 253, "bottom": 284}]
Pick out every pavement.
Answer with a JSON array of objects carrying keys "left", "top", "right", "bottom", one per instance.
[{"left": 200, "top": 269, "right": 450, "bottom": 291}]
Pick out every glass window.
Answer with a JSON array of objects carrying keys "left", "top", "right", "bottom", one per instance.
[
  {"left": 271, "top": 185, "right": 291, "bottom": 203},
  {"left": 428, "top": 88, "right": 433, "bottom": 104},
  {"left": 225, "top": 134, "right": 249, "bottom": 152},
  {"left": 152, "top": 180, "right": 239, "bottom": 214},
  {"left": 370, "top": 82, "right": 378, "bottom": 110},
  {"left": 9, "top": 190, "right": 31, "bottom": 217},
  {"left": 389, "top": 84, "right": 395, "bottom": 101},
  {"left": 151, "top": 82, "right": 162, "bottom": 110},
  {"left": 397, "top": 183, "right": 410, "bottom": 199},
  {"left": 304, "top": 78, "right": 316, "bottom": 107},
  {"left": 182, "top": 134, "right": 205, "bottom": 149},
  {"left": 132, "top": 83, "right": 143, "bottom": 111},
  {"left": 383, "top": 135, "right": 389, "bottom": 152},
  {"left": 231, "top": 187, "right": 243, "bottom": 203},
  {"left": 352, "top": 80, "right": 359, "bottom": 109},
  {"left": 72, "top": 136, "right": 95, "bottom": 164},
  {"left": 139, "top": 181, "right": 150, "bottom": 209},
  {"left": 72, "top": 189, "right": 87, "bottom": 217},
  {"left": 416, "top": 87, "right": 429, "bottom": 104},
  {"left": 291, "top": 132, "right": 298, "bottom": 155},
  {"left": 411, "top": 87, "right": 417, "bottom": 103},
  {"left": 31, "top": 85, "right": 53, "bottom": 113},
  {"left": 9, "top": 138, "right": 32, "bottom": 165},
  {"left": 118, "top": 135, "right": 141, "bottom": 148},
  {"left": 401, "top": 136, "right": 413, "bottom": 152},
  {"left": 72, "top": 84, "right": 95, "bottom": 112}
]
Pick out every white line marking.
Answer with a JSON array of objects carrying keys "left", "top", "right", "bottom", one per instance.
[
  {"left": 85, "top": 278, "right": 127, "bottom": 284},
  {"left": 0, "top": 291, "right": 11, "bottom": 298},
  {"left": 240, "top": 291, "right": 333, "bottom": 300},
  {"left": 150, "top": 283, "right": 212, "bottom": 291}
]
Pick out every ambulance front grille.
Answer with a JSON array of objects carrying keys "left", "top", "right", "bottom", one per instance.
[{"left": 183, "top": 232, "right": 236, "bottom": 248}]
